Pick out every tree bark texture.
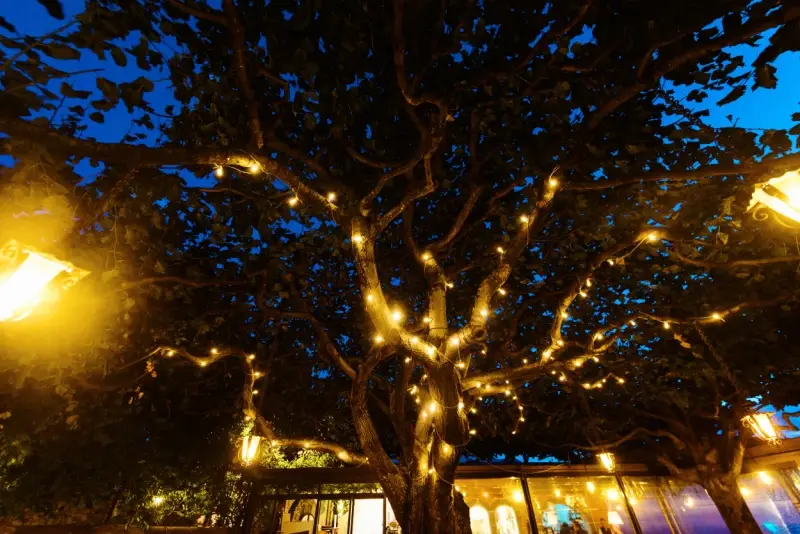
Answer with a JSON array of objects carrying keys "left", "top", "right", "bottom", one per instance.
[{"left": 704, "top": 478, "right": 761, "bottom": 534}]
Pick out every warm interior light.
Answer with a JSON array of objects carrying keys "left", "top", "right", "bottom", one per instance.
[
  {"left": 512, "top": 489, "right": 525, "bottom": 503},
  {"left": 758, "top": 471, "right": 773, "bottom": 485},
  {"left": 608, "top": 511, "right": 624, "bottom": 526}
]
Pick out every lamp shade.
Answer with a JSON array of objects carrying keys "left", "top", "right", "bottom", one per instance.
[
  {"left": 748, "top": 169, "right": 800, "bottom": 224},
  {"left": 239, "top": 435, "right": 262, "bottom": 465},
  {"left": 0, "top": 240, "right": 89, "bottom": 322},
  {"left": 742, "top": 413, "right": 782, "bottom": 444}
]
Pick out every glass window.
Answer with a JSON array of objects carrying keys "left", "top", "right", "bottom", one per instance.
[
  {"left": 351, "top": 498, "right": 384, "bottom": 534},
  {"left": 620, "top": 477, "right": 680, "bottom": 534},
  {"left": 739, "top": 470, "right": 800, "bottom": 533},
  {"left": 456, "top": 477, "right": 532, "bottom": 534},
  {"left": 659, "top": 480, "right": 728, "bottom": 533},
  {"left": 316, "top": 499, "right": 350, "bottom": 534},
  {"left": 280, "top": 498, "right": 317, "bottom": 534},
  {"left": 527, "top": 476, "right": 635, "bottom": 534}
]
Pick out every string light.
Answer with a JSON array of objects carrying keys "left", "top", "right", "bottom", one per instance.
[
  {"left": 449, "top": 336, "right": 460, "bottom": 347},
  {"left": 556, "top": 339, "right": 565, "bottom": 347},
  {"left": 594, "top": 333, "right": 604, "bottom": 341},
  {"left": 404, "top": 357, "right": 411, "bottom": 363},
  {"left": 287, "top": 196, "right": 299, "bottom": 207},
  {"left": 523, "top": 358, "right": 529, "bottom": 364},
  {"left": 366, "top": 293, "right": 374, "bottom": 303},
  {"left": 607, "top": 259, "right": 615, "bottom": 266},
  {"left": 424, "top": 345, "right": 436, "bottom": 356},
  {"left": 252, "top": 389, "right": 259, "bottom": 395},
  {"left": 391, "top": 309, "right": 404, "bottom": 323},
  {"left": 548, "top": 177, "right": 559, "bottom": 188},
  {"left": 421, "top": 251, "right": 432, "bottom": 262},
  {"left": 542, "top": 349, "right": 552, "bottom": 360},
  {"left": 166, "top": 350, "right": 175, "bottom": 356},
  {"left": 617, "top": 378, "right": 625, "bottom": 384},
  {"left": 200, "top": 361, "right": 208, "bottom": 367},
  {"left": 519, "top": 417, "right": 526, "bottom": 422},
  {"left": 304, "top": 442, "right": 311, "bottom": 448},
  {"left": 711, "top": 312, "right": 723, "bottom": 321},
  {"left": 374, "top": 334, "right": 384, "bottom": 344},
  {"left": 586, "top": 279, "right": 592, "bottom": 287},
  {"left": 248, "top": 354, "right": 256, "bottom": 360},
  {"left": 423, "top": 316, "right": 432, "bottom": 323},
  {"left": 456, "top": 361, "right": 466, "bottom": 369},
  {"left": 249, "top": 161, "right": 261, "bottom": 174},
  {"left": 458, "top": 401, "right": 465, "bottom": 410},
  {"left": 629, "top": 319, "right": 637, "bottom": 326},
  {"left": 352, "top": 234, "right": 364, "bottom": 244},
  {"left": 442, "top": 443, "right": 452, "bottom": 454},
  {"left": 469, "top": 429, "right": 476, "bottom": 435},
  {"left": 410, "top": 336, "right": 419, "bottom": 344},
  {"left": 498, "top": 288, "right": 507, "bottom": 296},
  {"left": 496, "top": 246, "right": 505, "bottom": 254},
  {"left": 214, "top": 166, "right": 224, "bottom": 178},
  {"left": 470, "top": 408, "right": 477, "bottom": 414},
  {"left": 254, "top": 371, "right": 262, "bottom": 378},
  {"left": 647, "top": 231, "right": 659, "bottom": 242},
  {"left": 327, "top": 192, "right": 337, "bottom": 202},
  {"left": 520, "top": 215, "right": 529, "bottom": 223},
  {"left": 428, "top": 468, "right": 434, "bottom": 475},
  {"left": 560, "top": 311, "right": 569, "bottom": 319},
  {"left": 479, "top": 308, "right": 489, "bottom": 318},
  {"left": 445, "top": 281, "right": 454, "bottom": 289},
  {"left": 663, "top": 321, "right": 671, "bottom": 330},
  {"left": 579, "top": 291, "right": 588, "bottom": 298},
  {"left": 211, "top": 348, "right": 219, "bottom": 355}
]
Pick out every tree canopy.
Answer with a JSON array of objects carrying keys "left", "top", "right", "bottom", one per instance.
[{"left": 1, "top": 0, "right": 800, "bottom": 531}]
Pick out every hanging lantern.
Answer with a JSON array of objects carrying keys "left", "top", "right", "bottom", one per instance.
[
  {"left": 239, "top": 435, "right": 262, "bottom": 465},
  {"left": 0, "top": 240, "right": 89, "bottom": 322},
  {"left": 742, "top": 413, "right": 782, "bottom": 444},
  {"left": 598, "top": 452, "right": 616, "bottom": 473},
  {"left": 748, "top": 169, "right": 800, "bottom": 224}
]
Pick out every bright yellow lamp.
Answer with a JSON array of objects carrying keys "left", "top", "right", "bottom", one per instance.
[
  {"left": 749, "top": 169, "right": 800, "bottom": 224},
  {"left": 0, "top": 241, "right": 89, "bottom": 322},
  {"left": 742, "top": 413, "right": 782, "bottom": 444},
  {"left": 239, "top": 435, "right": 262, "bottom": 465},
  {"left": 598, "top": 452, "right": 616, "bottom": 473}
]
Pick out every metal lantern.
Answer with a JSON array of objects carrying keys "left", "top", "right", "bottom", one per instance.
[
  {"left": 239, "top": 435, "right": 262, "bottom": 465},
  {"left": 748, "top": 169, "right": 800, "bottom": 224},
  {"left": 742, "top": 413, "right": 782, "bottom": 444},
  {"left": 598, "top": 452, "right": 616, "bottom": 473},
  {"left": 0, "top": 240, "right": 89, "bottom": 322}
]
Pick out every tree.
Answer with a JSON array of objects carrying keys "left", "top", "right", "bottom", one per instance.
[
  {"left": 521, "top": 305, "right": 800, "bottom": 534},
  {"left": 2, "top": 0, "right": 800, "bottom": 531}
]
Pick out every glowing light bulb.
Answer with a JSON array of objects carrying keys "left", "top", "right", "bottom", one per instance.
[
  {"left": 520, "top": 215, "right": 529, "bottom": 223},
  {"left": 456, "top": 361, "right": 466, "bottom": 369},
  {"left": 617, "top": 378, "right": 625, "bottom": 384},
  {"left": 423, "top": 316, "right": 432, "bottom": 323},
  {"left": 583, "top": 383, "right": 591, "bottom": 389},
  {"left": 647, "top": 231, "right": 659, "bottom": 242},
  {"left": 254, "top": 371, "right": 262, "bottom": 378},
  {"left": 587, "top": 482, "right": 596, "bottom": 493},
  {"left": 338, "top": 451, "right": 346, "bottom": 459},
  {"left": 523, "top": 358, "right": 529, "bottom": 364},
  {"left": 248, "top": 354, "right": 256, "bottom": 360},
  {"left": 249, "top": 161, "right": 261, "bottom": 173},
  {"left": 410, "top": 336, "right": 419, "bottom": 344},
  {"left": 479, "top": 308, "right": 489, "bottom": 318},
  {"left": 607, "top": 259, "right": 615, "bottom": 266},
  {"left": 445, "top": 281, "right": 454, "bottom": 289},
  {"left": 366, "top": 293, "right": 374, "bottom": 303},
  {"left": 758, "top": 471, "right": 772, "bottom": 485},
  {"left": 327, "top": 192, "right": 337, "bottom": 202},
  {"left": 519, "top": 417, "right": 526, "bottom": 423},
  {"left": 199, "top": 361, "right": 208, "bottom": 367},
  {"left": 449, "top": 336, "right": 460, "bottom": 347},
  {"left": 469, "top": 429, "right": 476, "bottom": 435},
  {"left": 244, "top": 416, "right": 252, "bottom": 422},
  {"left": 152, "top": 496, "right": 165, "bottom": 506},
  {"left": 374, "top": 334, "right": 384, "bottom": 344},
  {"left": 404, "top": 357, "right": 411, "bottom": 363},
  {"left": 498, "top": 288, "right": 507, "bottom": 296},
  {"left": 556, "top": 339, "right": 565, "bottom": 347},
  {"left": 629, "top": 319, "right": 637, "bottom": 326},
  {"left": 352, "top": 234, "right": 364, "bottom": 244},
  {"left": 560, "top": 311, "right": 569, "bottom": 319},
  {"left": 711, "top": 312, "right": 722, "bottom": 321},
  {"left": 542, "top": 349, "right": 552, "bottom": 359},
  {"left": 253, "top": 389, "right": 259, "bottom": 395},
  {"left": 558, "top": 375, "right": 566, "bottom": 382},
  {"left": 555, "top": 489, "right": 561, "bottom": 498},
  {"left": 685, "top": 497, "right": 694, "bottom": 508},
  {"left": 211, "top": 348, "right": 219, "bottom": 355},
  {"left": 421, "top": 251, "right": 432, "bottom": 261},
  {"left": 586, "top": 279, "right": 592, "bottom": 287},
  {"left": 287, "top": 196, "right": 299, "bottom": 207},
  {"left": 579, "top": 291, "right": 588, "bottom": 297},
  {"left": 391, "top": 309, "right": 404, "bottom": 323},
  {"left": 424, "top": 345, "right": 435, "bottom": 356},
  {"left": 304, "top": 442, "right": 311, "bottom": 448},
  {"left": 458, "top": 401, "right": 465, "bottom": 409},
  {"left": 166, "top": 350, "right": 175, "bottom": 356},
  {"left": 470, "top": 408, "right": 477, "bottom": 414},
  {"left": 548, "top": 177, "right": 559, "bottom": 188},
  {"left": 496, "top": 246, "right": 505, "bottom": 254},
  {"left": 594, "top": 333, "right": 604, "bottom": 341},
  {"left": 663, "top": 321, "right": 671, "bottom": 330},
  {"left": 428, "top": 468, "right": 434, "bottom": 474},
  {"left": 518, "top": 406, "right": 524, "bottom": 411},
  {"left": 214, "top": 166, "right": 224, "bottom": 178}
]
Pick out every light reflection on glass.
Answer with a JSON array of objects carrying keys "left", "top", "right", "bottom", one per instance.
[
  {"left": 528, "top": 476, "right": 634, "bottom": 534},
  {"left": 738, "top": 470, "right": 800, "bottom": 533}
]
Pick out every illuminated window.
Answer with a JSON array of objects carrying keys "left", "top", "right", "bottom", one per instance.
[
  {"left": 469, "top": 505, "right": 491, "bottom": 534},
  {"left": 352, "top": 498, "right": 384, "bottom": 534},
  {"left": 457, "top": 477, "right": 531, "bottom": 534},
  {"left": 281, "top": 499, "right": 316, "bottom": 533},
  {"left": 527, "top": 476, "right": 635, "bottom": 533},
  {"left": 738, "top": 470, "right": 800, "bottom": 532}
]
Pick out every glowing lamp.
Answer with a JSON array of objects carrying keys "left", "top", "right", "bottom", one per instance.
[
  {"left": 742, "top": 413, "right": 782, "bottom": 444},
  {"left": 608, "top": 511, "right": 624, "bottom": 526},
  {"left": 598, "top": 452, "right": 616, "bottom": 473},
  {"left": 239, "top": 435, "right": 262, "bottom": 465},
  {"left": 749, "top": 169, "right": 800, "bottom": 224},
  {"left": 0, "top": 241, "right": 89, "bottom": 322}
]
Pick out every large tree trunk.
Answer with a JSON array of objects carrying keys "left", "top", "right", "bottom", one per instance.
[
  {"left": 402, "top": 476, "right": 472, "bottom": 534},
  {"left": 704, "top": 478, "right": 761, "bottom": 534}
]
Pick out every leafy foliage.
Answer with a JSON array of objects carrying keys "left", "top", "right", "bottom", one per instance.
[{"left": 1, "top": 0, "right": 799, "bottom": 530}]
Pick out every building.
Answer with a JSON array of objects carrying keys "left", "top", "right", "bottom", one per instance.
[{"left": 255, "top": 438, "right": 800, "bottom": 534}]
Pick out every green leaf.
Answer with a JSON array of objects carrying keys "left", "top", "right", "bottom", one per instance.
[
  {"left": 44, "top": 42, "right": 80, "bottom": 60},
  {"left": 716, "top": 86, "right": 745, "bottom": 106},
  {"left": 754, "top": 64, "right": 778, "bottom": 90},
  {"left": 96, "top": 77, "right": 118, "bottom": 101},
  {"left": 59, "top": 83, "right": 90, "bottom": 99},
  {"left": 89, "top": 111, "right": 105, "bottom": 123},
  {"left": 110, "top": 46, "right": 127, "bottom": 67}
]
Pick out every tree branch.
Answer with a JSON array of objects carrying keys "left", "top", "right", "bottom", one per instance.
[
  {"left": 164, "top": 0, "right": 228, "bottom": 25},
  {"left": 564, "top": 152, "right": 800, "bottom": 191},
  {"left": 674, "top": 249, "right": 800, "bottom": 269},
  {"left": 375, "top": 155, "right": 437, "bottom": 233}
]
